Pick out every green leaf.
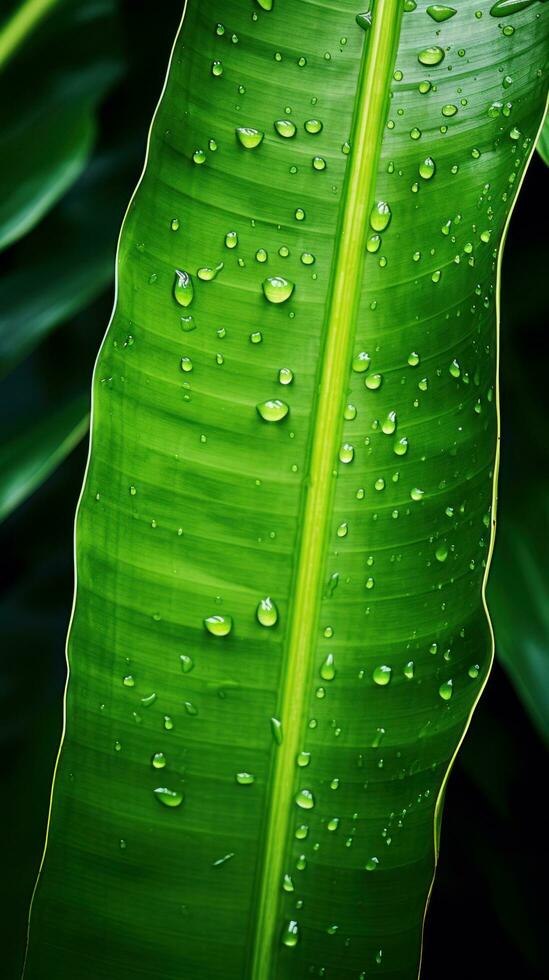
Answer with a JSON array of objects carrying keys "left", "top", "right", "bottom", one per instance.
[
  {"left": 0, "top": 392, "right": 88, "bottom": 522},
  {"left": 0, "top": 0, "right": 123, "bottom": 251},
  {"left": 536, "top": 110, "right": 549, "bottom": 164},
  {"left": 24, "top": 3, "right": 548, "bottom": 979},
  {"left": 0, "top": 147, "right": 137, "bottom": 376}
]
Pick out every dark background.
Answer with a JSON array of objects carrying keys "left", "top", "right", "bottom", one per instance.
[{"left": 0, "top": 3, "right": 547, "bottom": 978}]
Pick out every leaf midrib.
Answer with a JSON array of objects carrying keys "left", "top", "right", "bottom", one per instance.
[{"left": 249, "top": 3, "right": 404, "bottom": 977}]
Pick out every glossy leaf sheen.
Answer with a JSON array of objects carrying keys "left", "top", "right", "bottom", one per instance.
[{"left": 24, "top": 2, "right": 548, "bottom": 979}]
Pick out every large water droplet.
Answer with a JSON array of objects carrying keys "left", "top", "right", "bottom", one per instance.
[
  {"left": 278, "top": 367, "right": 294, "bottom": 385},
  {"left": 274, "top": 119, "right": 296, "bottom": 138},
  {"left": 295, "top": 788, "right": 315, "bottom": 810},
  {"left": 256, "top": 399, "right": 289, "bottom": 422},
  {"left": 373, "top": 665, "right": 392, "bottom": 686},
  {"left": 418, "top": 46, "right": 445, "bottom": 66},
  {"left": 173, "top": 270, "right": 194, "bottom": 307},
  {"left": 356, "top": 11, "right": 372, "bottom": 30},
  {"left": 419, "top": 156, "right": 436, "bottom": 180},
  {"left": 257, "top": 596, "right": 279, "bottom": 626},
  {"left": 153, "top": 787, "right": 183, "bottom": 808},
  {"left": 369, "top": 201, "right": 392, "bottom": 232},
  {"left": 281, "top": 919, "right": 299, "bottom": 947},
  {"left": 304, "top": 118, "right": 323, "bottom": 135},
  {"left": 320, "top": 653, "right": 336, "bottom": 681},
  {"left": 204, "top": 614, "right": 233, "bottom": 637},
  {"left": 236, "top": 127, "right": 264, "bottom": 149},
  {"left": 426, "top": 4, "right": 457, "bottom": 20},
  {"left": 490, "top": 0, "right": 534, "bottom": 15},
  {"left": 262, "top": 276, "right": 294, "bottom": 304},
  {"left": 439, "top": 679, "right": 454, "bottom": 701}
]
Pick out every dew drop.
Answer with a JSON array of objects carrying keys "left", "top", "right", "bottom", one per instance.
[
  {"left": 281, "top": 920, "right": 299, "bottom": 947},
  {"left": 151, "top": 752, "right": 167, "bottom": 769},
  {"left": 204, "top": 614, "right": 233, "bottom": 637},
  {"left": 262, "top": 276, "right": 294, "bottom": 304},
  {"left": 439, "top": 679, "right": 454, "bottom": 701},
  {"left": 236, "top": 127, "right": 264, "bottom": 149},
  {"left": 235, "top": 771, "right": 255, "bottom": 785},
  {"left": 339, "top": 443, "right": 354, "bottom": 464},
  {"left": 225, "top": 230, "right": 238, "bottom": 249},
  {"left": 257, "top": 596, "right": 278, "bottom": 627},
  {"left": 153, "top": 787, "right": 183, "bottom": 808},
  {"left": 304, "top": 118, "right": 323, "bottom": 135},
  {"left": 419, "top": 156, "right": 436, "bottom": 180},
  {"left": 418, "top": 46, "right": 445, "bottom": 66},
  {"left": 373, "top": 665, "right": 392, "bottom": 687},
  {"left": 320, "top": 653, "right": 336, "bottom": 681},
  {"left": 274, "top": 119, "right": 296, "bottom": 138},
  {"left": 426, "top": 4, "right": 457, "bottom": 20},
  {"left": 173, "top": 270, "right": 194, "bottom": 308},
  {"left": 352, "top": 351, "right": 371, "bottom": 373},
  {"left": 369, "top": 201, "right": 392, "bottom": 232},
  {"left": 256, "top": 399, "right": 289, "bottom": 422},
  {"left": 278, "top": 367, "right": 294, "bottom": 385},
  {"left": 365, "top": 856, "right": 379, "bottom": 871},
  {"left": 295, "top": 788, "right": 315, "bottom": 810}
]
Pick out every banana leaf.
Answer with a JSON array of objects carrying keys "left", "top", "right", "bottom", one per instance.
[{"left": 23, "top": 2, "right": 548, "bottom": 978}]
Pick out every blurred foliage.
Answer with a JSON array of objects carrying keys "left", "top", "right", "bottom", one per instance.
[{"left": 0, "top": 1, "right": 546, "bottom": 978}]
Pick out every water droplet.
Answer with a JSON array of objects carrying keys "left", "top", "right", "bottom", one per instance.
[
  {"left": 225, "top": 230, "right": 238, "bottom": 249},
  {"left": 296, "top": 751, "right": 311, "bottom": 768},
  {"left": 373, "top": 665, "right": 392, "bottom": 686},
  {"left": 404, "top": 661, "right": 415, "bottom": 680},
  {"left": 442, "top": 103, "right": 458, "bottom": 117},
  {"left": 235, "top": 771, "right": 255, "bottom": 785},
  {"left": 382, "top": 411, "right": 397, "bottom": 435},
  {"left": 490, "top": 0, "right": 534, "bottom": 15},
  {"left": 468, "top": 664, "right": 480, "bottom": 679},
  {"left": 304, "top": 118, "right": 323, "bottom": 134},
  {"left": 320, "top": 653, "right": 336, "bottom": 681},
  {"left": 365, "top": 373, "right": 382, "bottom": 390},
  {"left": 211, "top": 59, "right": 223, "bottom": 76},
  {"left": 339, "top": 443, "right": 354, "bottom": 464},
  {"left": 352, "top": 351, "right": 371, "bottom": 373},
  {"left": 283, "top": 872, "right": 294, "bottom": 892},
  {"left": 439, "top": 679, "right": 454, "bottom": 701},
  {"left": 197, "top": 262, "right": 223, "bottom": 281},
  {"left": 327, "top": 818, "right": 339, "bottom": 832},
  {"left": 256, "top": 399, "right": 289, "bottom": 422},
  {"left": 257, "top": 596, "right": 278, "bottom": 627},
  {"left": 281, "top": 919, "right": 299, "bottom": 947},
  {"left": 370, "top": 201, "right": 392, "bottom": 232},
  {"left": 393, "top": 436, "right": 409, "bottom": 456},
  {"left": 179, "top": 654, "right": 194, "bottom": 673},
  {"left": 295, "top": 788, "right": 315, "bottom": 810},
  {"left": 180, "top": 356, "right": 193, "bottom": 373},
  {"left": 435, "top": 544, "right": 448, "bottom": 562},
  {"left": 410, "top": 487, "right": 425, "bottom": 502},
  {"left": 262, "top": 276, "right": 294, "bottom": 304},
  {"left": 274, "top": 119, "right": 296, "bottom": 138},
  {"left": 212, "top": 852, "right": 235, "bottom": 867},
  {"left": 418, "top": 46, "right": 445, "bottom": 66},
  {"left": 204, "top": 614, "right": 233, "bottom": 637},
  {"left": 236, "top": 127, "right": 264, "bottom": 149},
  {"left": 365, "top": 856, "right": 379, "bottom": 871},
  {"left": 294, "top": 207, "right": 305, "bottom": 221},
  {"left": 271, "top": 717, "right": 283, "bottom": 744},
  {"left": 356, "top": 11, "right": 372, "bottom": 30},
  {"left": 192, "top": 148, "right": 206, "bottom": 165},
  {"left": 153, "top": 787, "right": 183, "bottom": 808},
  {"left": 426, "top": 4, "right": 457, "bottom": 21},
  {"left": 419, "top": 156, "right": 436, "bottom": 180},
  {"left": 173, "top": 270, "right": 194, "bottom": 308},
  {"left": 312, "top": 156, "right": 326, "bottom": 171},
  {"left": 278, "top": 367, "right": 294, "bottom": 385},
  {"left": 152, "top": 752, "right": 167, "bottom": 769},
  {"left": 170, "top": 217, "right": 180, "bottom": 231},
  {"left": 123, "top": 674, "right": 135, "bottom": 687}
]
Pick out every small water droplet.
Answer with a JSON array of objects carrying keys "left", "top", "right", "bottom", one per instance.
[
  {"left": 365, "top": 856, "right": 379, "bottom": 871},
  {"left": 281, "top": 919, "right": 299, "bottom": 947},
  {"left": 369, "top": 201, "right": 392, "bottom": 232},
  {"left": 320, "top": 653, "right": 336, "bottom": 681},
  {"left": 151, "top": 752, "right": 167, "bottom": 769},
  {"left": 235, "top": 771, "right": 255, "bottom": 785},
  {"left": 439, "top": 679, "right": 454, "bottom": 700},
  {"left": 426, "top": 4, "right": 457, "bottom": 21},
  {"left": 278, "top": 367, "right": 294, "bottom": 385},
  {"left": 339, "top": 443, "right": 354, "bottom": 464}
]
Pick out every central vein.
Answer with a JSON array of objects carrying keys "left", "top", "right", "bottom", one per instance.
[{"left": 250, "top": 3, "right": 403, "bottom": 976}]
